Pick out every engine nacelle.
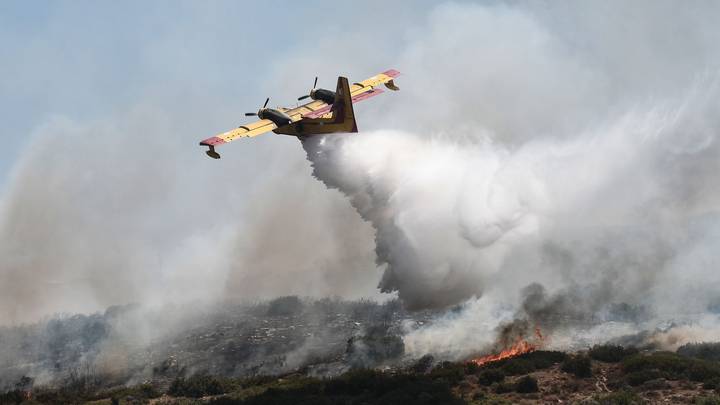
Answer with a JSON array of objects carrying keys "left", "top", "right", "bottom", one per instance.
[
  {"left": 258, "top": 108, "right": 292, "bottom": 127},
  {"left": 310, "top": 88, "right": 336, "bottom": 105}
]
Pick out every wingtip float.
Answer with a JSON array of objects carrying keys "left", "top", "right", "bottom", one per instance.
[{"left": 199, "top": 69, "right": 401, "bottom": 159}]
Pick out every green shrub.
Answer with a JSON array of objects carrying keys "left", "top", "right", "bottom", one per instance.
[
  {"left": 476, "top": 397, "right": 513, "bottom": 405},
  {"left": 0, "top": 389, "right": 26, "bottom": 405},
  {"left": 622, "top": 352, "right": 720, "bottom": 383},
  {"left": 494, "top": 381, "right": 515, "bottom": 394},
  {"left": 411, "top": 355, "right": 435, "bottom": 374},
  {"left": 428, "top": 361, "right": 467, "bottom": 384},
  {"left": 703, "top": 377, "right": 720, "bottom": 390},
  {"left": 209, "top": 398, "right": 242, "bottom": 405},
  {"left": 622, "top": 352, "right": 688, "bottom": 378},
  {"left": 225, "top": 369, "right": 465, "bottom": 405},
  {"left": 678, "top": 343, "right": 720, "bottom": 362},
  {"left": 480, "top": 351, "right": 566, "bottom": 376},
  {"left": 478, "top": 369, "right": 505, "bottom": 386},
  {"left": 500, "top": 358, "right": 534, "bottom": 376},
  {"left": 640, "top": 378, "right": 668, "bottom": 390},
  {"left": 689, "top": 361, "right": 720, "bottom": 382},
  {"left": 91, "top": 383, "right": 161, "bottom": 401},
  {"left": 695, "top": 395, "right": 720, "bottom": 405},
  {"left": 625, "top": 370, "right": 662, "bottom": 386},
  {"left": 168, "top": 374, "right": 231, "bottom": 398},
  {"left": 346, "top": 325, "right": 405, "bottom": 367},
  {"left": 589, "top": 344, "right": 639, "bottom": 363},
  {"left": 515, "top": 375, "right": 539, "bottom": 393},
  {"left": 521, "top": 350, "right": 567, "bottom": 369},
  {"left": 594, "top": 390, "right": 646, "bottom": 404},
  {"left": 562, "top": 355, "right": 592, "bottom": 378},
  {"left": 266, "top": 296, "right": 304, "bottom": 316}
]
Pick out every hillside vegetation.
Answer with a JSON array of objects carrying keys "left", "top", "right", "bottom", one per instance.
[{"left": 4, "top": 344, "right": 720, "bottom": 404}]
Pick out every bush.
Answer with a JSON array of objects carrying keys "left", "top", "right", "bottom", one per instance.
[
  {"left": 482, "top": 351, "right": 566, "bottom": 376},
  {"left": 562, "top": 355, "right": 592, "bottom": 378},
  {"left": 92, "top": 383, "right": 161, "bottom": 402},
  {"left": 411, "top": 354, "right": 435, "bottom": 374},
  {"left": 622, "top": 352, "right": 720, "bottom": 383},
  {"left": 428, "top": 361, "right": 467, "bottom": 385},
  {"left": 494, "top": 381, "right": 515, "bottom": 394},
  {"left": 515, "top": 375, "right": 539, "bottom": 393},
  {"left": 346, "top": 325, "right": 405, "bottom": 367},
  {"left": 478, "top": 369, "right": 505, "bottom": 386},
  {"left": 703, "top": 377, "right": 720, "bottom": 390},
  {"left": 696, "top": 395, "right": 720, "bottom": 405},
  {"left": 465, "top": 361, "right": 480, "bottom": 374},
  {"left": 475, "top": 397, "right": 513, "bottom": 405},
  {"left": 168, "top": 374, "right": 231, "bottom": 398},
  {"left": 625, "top": 370, "right": 662, "bottom": 386},
  {"left": 590, "top": 344, "right": 639, "bottom": 363},
  {"left": 229, "top": 369, "right": 465, "bottom": 405},
  {"left": 622, "top": 352, "right": 687, "bottom": 377},
  {"left": 640, "top": 378, "right": 668, "bottom": 391},
  {"left": 0, "top": 390, "right": 26, "bottom": 405},
  {"left": 689, "top": 361, "right": 720, "bottom": 383},
  {"left": 679, "top": 343, "right": 720, "bottom": 362},
  {"left": 266, "top": 296, "right": 304, "bottom": 316},
  {"left": 500, "top": 358, "right": 534, "bottom": 376},
  {"left": 594, "top": 390, "right": 646, "bottom": 404}
]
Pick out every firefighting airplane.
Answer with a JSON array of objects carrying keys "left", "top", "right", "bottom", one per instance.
[{"left": 199, "top": 69, "right": 400, "bottom": 158}]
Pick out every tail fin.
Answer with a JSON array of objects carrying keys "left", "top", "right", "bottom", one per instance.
[{"left": 330, "top": 76, "right": 358, "bottom": 133}]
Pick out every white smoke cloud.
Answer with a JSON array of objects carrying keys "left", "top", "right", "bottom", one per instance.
[
  {"left": 301, "top": 81, "right": 720, "bottom": 357},
  {"left": 289, "top": 1, "right": 720, "bottom": 356}
]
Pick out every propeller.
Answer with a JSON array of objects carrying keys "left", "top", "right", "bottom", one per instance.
[
  {"left": 297, "top": 77, "right": 318, "bottom": 101},
  {"left": 245, "top": 97, "right": 270, "bottom": 116}
]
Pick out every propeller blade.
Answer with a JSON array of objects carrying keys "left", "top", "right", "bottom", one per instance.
[
  {"left": 262, "top": 97, "right": 270, "bottom": 108},
  {"left": 313, "top": 76, "right": 318, "bottom": 89},
  {"left": 245, "top": 112, "right": 257, "bottom": 116},
  {"left": 298, "top": 95, "right": 310, "bottom": 101}
]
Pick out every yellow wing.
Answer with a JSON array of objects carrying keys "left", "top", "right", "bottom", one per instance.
[
  {"left": 283, "top": 69, "right": 401, "bottom": 120},
  {"left": 350, "top": 69, "right": 401, "bottom": 94},
  {"left": 199, "top": 119, "right": 277, "bottom": 147}
]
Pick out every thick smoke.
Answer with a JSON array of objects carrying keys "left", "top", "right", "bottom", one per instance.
[
  {"left": 292, "top": 1, "right": 720, "bottom": 356},
  {"left": 0, "top": 109, "right": 381, "bottom": 324}
]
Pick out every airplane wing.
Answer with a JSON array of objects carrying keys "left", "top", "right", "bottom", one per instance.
[
  {"left": 350, "top": 69, "right": 401, "bottom": 94},
  {"left": 284, "top": 69, "right": 401, "bottom": 120},
  {"left": 199, "top": 119, "right": 277, "bottom": 147}
]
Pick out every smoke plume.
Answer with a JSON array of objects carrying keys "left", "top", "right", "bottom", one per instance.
[{"left": 291, "top": 1, "right": 720, "bottom": 356}]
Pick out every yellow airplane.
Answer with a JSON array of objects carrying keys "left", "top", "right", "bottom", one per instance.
[{"left": 199, "top": 69, "right": 400, "bottom": 158}]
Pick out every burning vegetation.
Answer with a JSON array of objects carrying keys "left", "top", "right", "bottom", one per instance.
[
  {"left": 471, "top": 326, "right": 545, "bottom": 367},
  {"left": 8, "top": 341, "right": 720, "bottom": 404},
  {"left": 4, "top": 300, "right": 720, "bottom": 404}
]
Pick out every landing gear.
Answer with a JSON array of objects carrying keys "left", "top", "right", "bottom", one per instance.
[{"left": 205, "top": 145, "right": 221, "bottom": 159}]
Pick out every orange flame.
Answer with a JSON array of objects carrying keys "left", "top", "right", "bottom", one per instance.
[{"left": 470, "top": 327, "right": 544, "bottom": 366}]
